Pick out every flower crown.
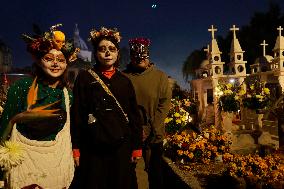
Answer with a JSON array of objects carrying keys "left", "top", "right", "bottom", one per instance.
[
  {"left": 22, "top": 24, "right": 79, "bottom": 63},
  {"left": 89, "top": 27, "right": 122, "bottom": 43},
  {"left": 129, "top": 38, "right": 151, "bottom": 46}
]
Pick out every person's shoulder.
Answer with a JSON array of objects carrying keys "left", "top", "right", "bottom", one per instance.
[
  {"left": 151, "top": 65, "right": 168, "bottom": 78},
  {"left": 117, "top": 70, "right": 132, "bottom": 82},
  {"left": 7, "top": 77, "right": 33, "bottom": 94}
]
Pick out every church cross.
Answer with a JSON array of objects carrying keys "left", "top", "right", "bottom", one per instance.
[
  {"left": 260, "top": 40, "right": 268, "bottom": 56},
  {"left": 204, "top": 44, "right": 210, "bottom": 53},
  {"left": 277, "top": 26, "right": 283, "bottom": 37},
  {"left": 208, "top": 25, "right": 217, "bottom": 39},
  {"left": 230, "top": 25, "right": 239, "bottom": 39}
]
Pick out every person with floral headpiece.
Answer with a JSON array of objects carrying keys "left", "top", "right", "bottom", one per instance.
[
  {"left": 70, "top": 27, "right": 142, "bottom": 188},
  {"left": 123, "top": 37, "right": 172, "bottom": 189},
  {"left": 0, "top": 24, "right": 79, "bottom": 189}
]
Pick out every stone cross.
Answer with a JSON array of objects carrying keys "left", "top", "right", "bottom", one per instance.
[
  {"left": 204, "top": 44, "right": 210, "bottom": 57},
  {"left": 277, "top": 26, "right": 283, "bottom": 37},
  {"left": 208, "top": 25, "right": 217, "bottom": 40},
  {"left": 230, "top": 25, "right": 239, "bottom": 39},
  {"left": 260, "top": 40, "right": 268, "bottom": 56}
]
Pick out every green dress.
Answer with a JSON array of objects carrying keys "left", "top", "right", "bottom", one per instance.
[{"left": 0, "top": 77, "right": 72, "bottom": 141}]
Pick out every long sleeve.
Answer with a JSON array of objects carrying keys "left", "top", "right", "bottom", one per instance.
[
  {"left": 127, "top": 81, "right": 143, "bottom": 150},
  {"left": 0, "top": 82, "right": 24, "bottom": 139},
  {"left": 70, "top": 71, "right": 87, "bottom": 149},
  {"left": 152, "top": 74, "right": 172, "bottom": 143}
]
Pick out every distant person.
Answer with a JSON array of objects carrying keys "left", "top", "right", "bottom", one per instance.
[
  {"left": 70, "top": 27, "right": 142, "bottom": 189},
  {"left": 0, "top": 24, "right": 78, "bottom": 188},
  {"left": 123, "top": 37, "right": 172, "bottom": 189}
]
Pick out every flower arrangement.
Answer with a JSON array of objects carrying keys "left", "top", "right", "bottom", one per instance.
[
  {"left": 89, "top": 27, "right": 121, "bottom": 43},
  {"left": 164, "top": 126, "right": 231, "bottom": 164},
  {"left": 164, "top": 98, "right": 196, "bottom": 134},
  {"left": 224, "top": 153, "right": 284, "bottom": 185},
  {"left": 240, "top": 81, "right": 270, "bottom": 111},
  {"left": 0, "top": 141, "right": 24, "bottom": 171},
  {"left": 216, "top": 83, "right": 240, "bottom": 113}
]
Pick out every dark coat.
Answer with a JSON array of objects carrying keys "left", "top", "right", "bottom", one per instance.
[{"left": 71, "top": 68, "right": 142, "bottom": 152}]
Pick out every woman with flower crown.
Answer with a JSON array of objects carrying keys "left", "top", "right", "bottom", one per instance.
[
  {"left": 70, "top": 27, "right": 142, "bottom": 188},
  {"left": 0, "top": 24, "right": 78, "bottom": 189}
]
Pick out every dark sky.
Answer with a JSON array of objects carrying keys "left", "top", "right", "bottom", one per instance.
[{"left": 1, "top": 0, "right": 284, "bottom": 88}]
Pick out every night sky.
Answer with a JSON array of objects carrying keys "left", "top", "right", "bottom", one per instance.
[{"left": 1, "top": 0, "right": 284, "bottom": 88}]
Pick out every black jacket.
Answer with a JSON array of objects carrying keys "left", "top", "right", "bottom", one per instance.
[{"left": 71, "top": 68, "right": 142, "bottom": 151}]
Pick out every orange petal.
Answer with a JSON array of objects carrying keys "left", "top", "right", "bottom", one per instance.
[
  {"left": 31, "top": 100, "right": 61, "bottom": 111},
  {"left": 27, "top": 77, "right": 38, "bottom": 110},
  {"left": 30, "top": 109, "right": 60, "bottom": 114}
]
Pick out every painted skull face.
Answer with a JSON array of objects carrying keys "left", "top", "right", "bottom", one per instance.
[
  {"left": 130, "top": 43, "right": 149, "bottom": 63},
  {"left": 52, "top": 31, "right": 65, "bottom": 50},
  {"left": 96, "top": 39, "right": 118, "bottom": 69},
  {"left": 40, "top": 49, "right": 67, "bottom": 78}
]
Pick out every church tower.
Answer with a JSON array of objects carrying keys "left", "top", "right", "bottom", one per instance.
[
  {"left": 207, "top": 25, "right": 224, "bottom": 78},
  {"left": 271, "top": 26, "right": 284, "bottom": 72},
  {"left": 228, "top": 25, "right": 247, "bottom": 77}
]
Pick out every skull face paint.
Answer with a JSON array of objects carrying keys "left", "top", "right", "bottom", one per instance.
[
  {"left": 40, "top": 49, "right": 67, "bottom": 78},
  {"left": 96, "top": 39, "right": 118, "bottom": 69}
]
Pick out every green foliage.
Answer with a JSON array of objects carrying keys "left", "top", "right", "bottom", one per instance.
[
  {"left": 182, "top": 49, "right": 206, "bottom": 81},
  {"left": 218, "top": 94, "right": 240, "bottom": 113}
]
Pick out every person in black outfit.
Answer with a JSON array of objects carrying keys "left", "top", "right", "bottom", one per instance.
[{"left": 70, "top": 27, "right": 142, "bottom": 189}]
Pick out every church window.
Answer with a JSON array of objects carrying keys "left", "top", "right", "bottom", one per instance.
[
  {"left": 237, "top": 55, "right": 242, "bottom": 60},
  {"left": 237, "top": 65, "right": 244, "bottom": 73},
  {"left": 214, "top": 56, "right": 219, "bottom": 61},
  {"left": 215, "top": 66, "right": 221, "bottom": 74}
]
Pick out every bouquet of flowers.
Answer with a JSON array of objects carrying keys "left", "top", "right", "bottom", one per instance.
[
  {"left": 164, "top": 98, "right": 196, "bottom": 134},
  {"left": 216, "top": 83, "right": 240, "bottom": 113},
  {"left": 164, "top": 126, "right": 231, "bottom": 165},
  {"left": 224, "top": 153, "right": 284, "bottom": 185},
  {"left": 240, "top": 81, "right": 270, "bottom": 111}
]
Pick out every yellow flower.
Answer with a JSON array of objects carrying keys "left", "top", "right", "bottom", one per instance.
[
  {"left": 188, "top": 152, "right": 194, "bottom": 159},
  {"left": 164, "top": 117, "right": 173, "bottom": 124},
  {"left": 226, "top": 83, "right": 233, "bottom": 89},
  {"left": 174, "top": 112, "right": 180, "bottom": 117},
  {"left": 175, "top": 119, "right": 182, "bottom": 124},
  {"left": 250, "top": 85, "right": 255, "bottom": 90},
  {"left": 239, "top": 89, "right": 246, "bottom": 96},
  {"left": 255, "top": 95, "right": 263, "bottom": 99},
  {"left": 224, "top": 90, "right": 233, "bottom": 95},
  {"left": 177, "top": 150, "right": 183, "bottom": 156},
  {"left": 263, "top": 88, "right": 270, "bottom": 95},
  {"left": 0, "top": 141, "right": 25, "bottom": 170}
]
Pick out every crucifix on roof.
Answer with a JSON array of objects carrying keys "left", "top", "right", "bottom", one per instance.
[
  {"left": 277, "top": 26, "right": 283, "bottom": 37},
  {"left": 208, "top": 25, "right": 217, "bottom": 40},
  {"left": 204, "top": 44, "right": 210, "bottom": 55},
  {"left": 260, "top": 40, "right": 268, "bottom": 56},
  {"left": 230, "top": 25, "right": 239, "bottom": 39}
]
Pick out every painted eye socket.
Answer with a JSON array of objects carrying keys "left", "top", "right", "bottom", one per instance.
[
  {"left": 42, "top": 55, "right": 66, "bottom": 63},
  {"left": 98, "top": 46, "right": 117, "bottom": 53},
  {"left": 43, "top": 56, "right": 54, "bottom": 61},
  {"left": 109, "top": 46, "right": 117, "bottom": 52}
]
